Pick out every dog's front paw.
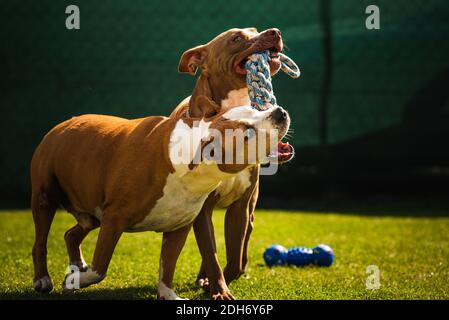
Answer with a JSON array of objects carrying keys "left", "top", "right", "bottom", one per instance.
[
  {"left": 210, "top": 281, "right": 235, "bottom": 300},
  {"left": 157, "top": 294, "right": 188, "bottom": 300},
  {"left": 211, "top": 289, "right": 235, "bottom": 300},
  {"left": 157, "top": 281, "right": 188, "bottom": 300}
]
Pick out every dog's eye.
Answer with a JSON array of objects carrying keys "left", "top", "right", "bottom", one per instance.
[{"left": 233, "top": 35, "right": 243, "bottom": 43}]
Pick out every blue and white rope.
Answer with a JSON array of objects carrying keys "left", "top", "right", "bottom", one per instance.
[{"left": 245, "top": 51, "right": 300, "bottom": 110}]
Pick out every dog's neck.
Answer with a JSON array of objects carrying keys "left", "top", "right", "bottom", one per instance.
[{"left": 190, "top": 74, "right": 248, "bottom": 114}]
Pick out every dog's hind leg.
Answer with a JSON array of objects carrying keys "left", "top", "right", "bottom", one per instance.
[
  {"left": 31, "top": 187, "right": 59, "bottom": 293},
  {"left": 64, "top": 213, "right": 100, "bottom": 271},
  {"left": 62, "top": 211, "right": 125, "bottom": 291},
  {"left": 62, "top": 215, "right": 100, "bottom": 293}
]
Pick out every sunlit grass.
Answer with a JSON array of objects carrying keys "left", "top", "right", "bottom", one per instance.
[{"left": 0, "top": 208, "right": 448, "bottom": 299}]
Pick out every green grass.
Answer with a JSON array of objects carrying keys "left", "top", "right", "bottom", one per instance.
[{"left": 0, "top": 207, "right": 448, "bottom": 300}]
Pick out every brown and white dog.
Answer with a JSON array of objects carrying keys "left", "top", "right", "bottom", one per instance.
[
  {"left": 172, "top": 27, "right": 294, "bottom": 299},
  {"left": 30, "top": 103, "right": 291, "bottom": 299}
]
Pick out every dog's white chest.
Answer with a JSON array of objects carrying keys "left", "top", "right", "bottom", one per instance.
[
  {"left": 129, "top": 174, "right": 215, "bottom": 232},
  {"left": 216, "top": 169, "right": 252, "bottom": 208},
  {"left": 130, "top": 161, "right": 231, "bottom": 232}
]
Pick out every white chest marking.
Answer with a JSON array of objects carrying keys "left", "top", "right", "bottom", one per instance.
[
  {"left": 130, "top": 169, "right": 222, "bottom": 232},
  {"left": 216, "top": 169, "right": 252, "bottom": 208},
  {"left": 221, "top": 88, "right": 250, "bottom": 110},
  {"left": 131, "top": 119, "right": 234, "bottom": 232},
  {"left": 168, "top": 118, "right": 211, "bottom": 170}
]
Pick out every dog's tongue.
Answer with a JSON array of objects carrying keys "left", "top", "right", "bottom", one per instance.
[
  {"left": 277, "top": 141, "right": 294, "bottom": 162},
  {"left": 268, "top": 52, "right": 281, "bottom": 71}
]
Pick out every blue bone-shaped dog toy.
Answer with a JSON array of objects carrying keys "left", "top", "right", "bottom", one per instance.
[
  {"left": 263, "top": 244, "right": 334, "bottom": 267},
  {"left": 245, "top": 51, "right": 300, "bottom": 110}
]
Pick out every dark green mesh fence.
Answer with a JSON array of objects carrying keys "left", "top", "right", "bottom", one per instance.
[{"left": 1, "top": 0, "right": 448, "bottom": 205}]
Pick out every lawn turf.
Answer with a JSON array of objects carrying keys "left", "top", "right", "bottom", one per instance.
[{"left": 0, "top": 208, "right": 448, "bottom": 299}]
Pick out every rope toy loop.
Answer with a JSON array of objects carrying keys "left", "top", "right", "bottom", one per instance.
[{"left": 279, "top": 53, "right": 301, "bottom": 79}]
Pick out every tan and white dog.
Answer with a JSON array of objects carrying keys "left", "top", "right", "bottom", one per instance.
[
  {"left": 172, "top": 27, "right": 294, "bottom": 299},
  {"left": 31, "top": 102, "right": 291, "bottom": 299}
]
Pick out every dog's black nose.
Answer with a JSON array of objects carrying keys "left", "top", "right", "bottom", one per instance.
[{"left": 271, "top": 107, "right": 288, "bottom": 123}]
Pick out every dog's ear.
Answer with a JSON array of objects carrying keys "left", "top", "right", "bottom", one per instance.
[{"left": 178, "top": 45, "right": 208, "bottom": 75}]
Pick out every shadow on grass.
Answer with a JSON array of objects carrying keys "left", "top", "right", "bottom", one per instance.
[
  {"left": 0, "top": 285, "right": 157, "bottom": 300},
  {"left": 0, "top": 283, "right": 210, "bottom": 300}
]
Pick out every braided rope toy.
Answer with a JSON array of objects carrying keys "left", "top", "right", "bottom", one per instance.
[{"left": 245, "top": 51, "right": 300, "bottom": 110}]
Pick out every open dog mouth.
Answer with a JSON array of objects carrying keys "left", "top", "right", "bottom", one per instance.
[
  {"left": 235, "top": 43, "right": 283, "bottom": 75},
  {"left": 272, "top": 140, "right": 294, "bottom": 163}
]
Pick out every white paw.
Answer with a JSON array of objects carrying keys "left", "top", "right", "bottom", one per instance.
[
  {"left": 157, "top": 281, "right": 188, "bottom": 300},
  {"left": 34, "top": 275, "right": 53, "bottom": 293},
  {"left": 78, "top": 268, "right": 104, "bottom": 287},
  {"left": 62, "top": 267, "right": 104, "bottom": 293}
]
